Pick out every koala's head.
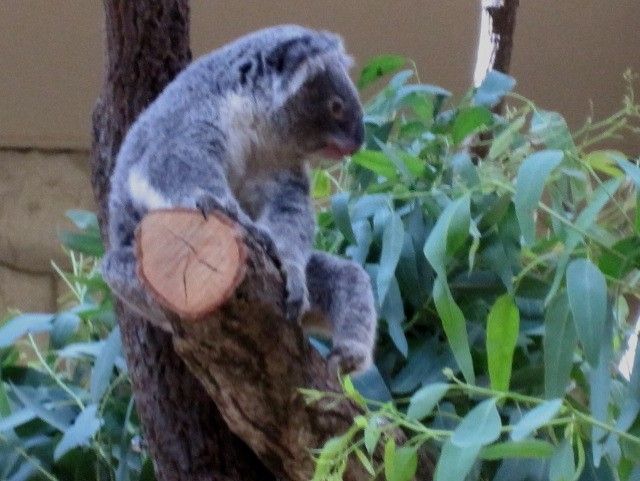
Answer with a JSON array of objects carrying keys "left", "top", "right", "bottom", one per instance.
[{"left": 267, "top": 29, "right": 364, "bottom": 159}]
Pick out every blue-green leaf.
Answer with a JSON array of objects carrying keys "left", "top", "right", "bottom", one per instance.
[
  {"left": 364, "top": 415, "right": 382, "bottom": 454},
  {"left": 549, "top": 440, "right": 575, "bottom": 481},
  {"left": 377, "top": 212, "right": 404, "bottom": 303},
  {"left": 54, "top": 404, "right": 103, "bottom": 460},
  {"left": 474, "top": 70, "right": 516, "bottom": 107},
  {"left": 90, "top": 327, "right": 122, "bottom": 403},
  {"left": 65, "top": 209, "right": 99, "bottom": 231},
  {"left": 330, "top": 192, "right": 356, "bottom": 243},
  {"left": 530, "top": 110, "right": 575, "bottom": 152},
  {"left": 50, "top": 312, "right": 81, "bottom": 348},
  {"left": 11, "top": 384, "right": 70, "bottom": 432},
  {"left": 511, "top": 399, "right": 563, "bottom": 441},
  {"left": 486, "top": 294, "right": 520, "bottom": 392},
  {"left": 433, "top": 277, "right": 475, "bottom": 384},
  {"left": 424, "top": 196, "right": 471, "bottom": 277},
  {"left": 514, "top": 149, "right": 564, "bottom": 245},
  {"left": 406, "top": 382, "right": 449, "bottom": 421},
  {"left": 434, "top": 440, "right": 481, "bottom": 481},
  {"left": 0, "top": 314, "right": 53, "bottom": 348},
  {"left": 546, "top": 177, "right": 622, "bottom": 303},
  {"left": 617, "top": 157, "right": 640, "bottom": 189},
  {"left": 451, "top": 398, "right": 501, "bottom": 447},
  {"left": 544, "top": 293, "right": 577, "bottom": 399},
  {"left": 381, "top": 277, "right": 408, "bottom": 357},
  {"left": 488, "top": 115, "right": 526, "bottom": 161},
  {"left": 566, "top": 259, "right": 607, "bottom": 365}
]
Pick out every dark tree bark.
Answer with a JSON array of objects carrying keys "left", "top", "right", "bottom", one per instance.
[
  {"left": 90, "top": 2, "right": 273, "bottom": 480},
  {"left": 473, "top": 0, "right": 519, "bottom": 88},
  {"left": 472, "top": 0, "right": 520, "bottom": 159}
]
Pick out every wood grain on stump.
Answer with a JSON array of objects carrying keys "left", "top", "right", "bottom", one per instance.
[{"left": 135, "top": 209, "right": 247, "bottom": 320}]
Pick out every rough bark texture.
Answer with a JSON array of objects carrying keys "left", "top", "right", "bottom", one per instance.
[
  {"left": 472, "top": 0, "right": 519, "bottom": 159},
  {"left": 473, "top": 0, "right": 519, "bottom": 100},
  {"left": 90, "top": 2, "right": 273, "bottom": 480}
]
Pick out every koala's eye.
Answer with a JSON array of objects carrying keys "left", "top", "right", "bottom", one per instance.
[{"left": 328, "top": 97, "right": 345, "bottom": 120}]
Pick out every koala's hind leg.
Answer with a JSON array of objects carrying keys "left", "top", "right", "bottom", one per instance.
[
  {"left": 305, "top": 251, "right": 377, "bottom": 374},
  {"left": 101, "top": 246, "right": 176, "bottom": 332}
]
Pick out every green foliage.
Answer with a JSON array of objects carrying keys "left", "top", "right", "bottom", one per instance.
[
  {"left": 0, "top": 212, "right": 151, "bottom": 481},
  {"left": 307, "top": 61, "right": 640, "bottom": 480},
  {"left": 2, "top": 57, "right": 640, "bottom": 481}
]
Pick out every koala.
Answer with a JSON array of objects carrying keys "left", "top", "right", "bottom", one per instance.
[{"left": 101, "top": 25, "right": 377, "bottom": 374}]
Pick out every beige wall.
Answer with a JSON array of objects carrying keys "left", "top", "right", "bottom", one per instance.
[
  {"left": 1, "top": 1, "right": 639, "bottom": 151},
  {"left": 1, "top": 1, "right": 639, "bottom": 313}
]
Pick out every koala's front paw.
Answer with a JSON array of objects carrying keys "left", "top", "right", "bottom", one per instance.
[
  {"left": 244, "top": 224, "right": 279, "bottom": 260},
  {"left": 282, "top": 263, "right": 310, "bottom": 322},
  {"left": 195, "top": 194, "right": 239, "bottom": 221},
  {"left": 328, "top": 341, "right": 373, "bottom": 375}
]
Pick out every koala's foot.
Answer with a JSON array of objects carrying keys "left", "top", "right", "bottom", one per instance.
[
  {"left": 282, "top": 263, "right": 310, "bottom": 322},
  {"left": 328, "top": 341, "right": 373, "bottom": 375}
]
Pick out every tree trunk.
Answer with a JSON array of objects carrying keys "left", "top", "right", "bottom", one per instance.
[
  {"left": 471, "top": 0, "right": 519, "bottom": 159},
  {"left": 90, "top": 2, "right": 273, "bottom": 480},
  {"left": 473, "top": 0, "right": 519, "bottom": 89}
]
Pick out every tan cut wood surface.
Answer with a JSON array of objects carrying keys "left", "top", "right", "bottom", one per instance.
[{"left": 135, "top": 209, "right": 247, "bottom": 320}]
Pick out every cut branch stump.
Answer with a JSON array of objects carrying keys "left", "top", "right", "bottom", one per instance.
[{"left": 135, "top": 208, "right": 375, "bottom": 481}]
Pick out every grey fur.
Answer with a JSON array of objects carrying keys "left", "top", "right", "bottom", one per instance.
[{"left": 102, "top": 25, "right": 376, "bottom": 373}]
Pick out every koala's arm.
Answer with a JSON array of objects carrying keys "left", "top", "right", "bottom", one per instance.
[{"left": 240, "top": 167, "right": 315, "bottom": 320}]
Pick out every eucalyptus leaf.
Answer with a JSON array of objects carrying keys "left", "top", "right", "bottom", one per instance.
[
  {"left": 90, "top": 327, "right": 122, "bottom": 403},
  {"left": 451, "top": 398, "right": 501, "bottom": 447},
  {"left": 486, "top": 294, "right": 520, "bottom": 392},
  {"left": 511, "top": 399, "right": 563, "bottom": 441},
  {"left": 0, "top": 314, "right": 53, "bottom": 348},
  {"left": 514, "top": 149, "right": 564, "bottom": 245},
  {"left": 66, "top": 209, "right": 99, "bottom": 231},
  {"left": 549, "top": 440, "right": 575, "bottom": 481},
  {"left": 451, "top": 106, "right": 493, "bottom": 145},
  {"left": 424, "top": 196, "right": 471, "bottom": 277},
  {"left": 381, "top": 277, "right": 408, "bottom": 357},
  {"left": 377, "top": 212, "right": 404, "bottom": 303},
  {"left": 530, "top": 109, "right": 575, "bottom": 152},
  {"left": 544, "top": 293, "right": 577, "bottom": 398},
  {"left": 480, "top": 440, "right": 555, "bottom": 460},
  {"left": 358, "top": 54, "right": 407, "bottom": 90},
  {"left": 330, "top": 192, "right": 356, "bottom": 243},
  {"left": 406, "top": 382, "right": 449, "bottom": 421},
  {"left": 434, "top": 440, "right": 481, "bottom": 481},
  {"left": 617, "top": 157, "right": 640, "bottom": 189},
  {"left": 351, "top": 149, "right": 398, "bottom": 180},
  {"left": 566, "top": 259, "right": 607, "bottom": 366},
  {"left": 54, "top": 404, "right": 103, "bottom": 460},
  {"left": 433, "top": 277, "right": 475, "bottom": 384},
  {"left": 474, "top": 70, "right": 516, "bottom": 107}
]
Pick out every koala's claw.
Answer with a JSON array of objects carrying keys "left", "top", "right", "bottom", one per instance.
[
  {"left": 245, "top": 224, "right": 279, "bottom": 260},
  {"left": 328, "top": 342, "right": 372, "bottom": 375},
  {"left": 195, "top": 195, "right": 239, "bottom": 222},
  {"left": 285, "top": 280, "right": 310, "bottom": 322}
]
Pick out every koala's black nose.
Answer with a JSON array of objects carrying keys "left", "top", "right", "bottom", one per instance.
[{"left": 352, "top": 119, "right": 365, "bottom": 147}]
